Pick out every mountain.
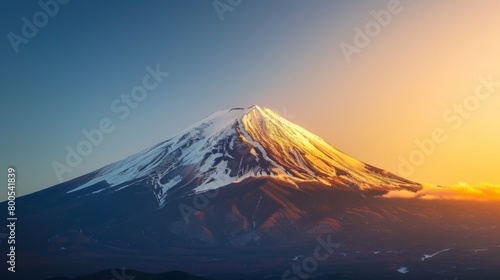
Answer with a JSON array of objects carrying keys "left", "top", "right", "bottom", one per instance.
[
  {"left": 65, "top": 105, "right": 420, "bottom": 204},
  {"left": 2, "top": 106, "right": 500, "bottom": 280}
]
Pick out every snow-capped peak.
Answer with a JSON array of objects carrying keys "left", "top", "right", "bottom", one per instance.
[{"left": 67, "top": 105, "right": 421, "bottom": 206}]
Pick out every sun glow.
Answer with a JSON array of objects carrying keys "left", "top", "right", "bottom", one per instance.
[{"left": 383, "top": 183, "right": 500, "bottom": 201}]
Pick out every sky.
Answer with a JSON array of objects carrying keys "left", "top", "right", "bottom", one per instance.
[{"left": 1, "top": 0, "right": 500, "bottom": 198}]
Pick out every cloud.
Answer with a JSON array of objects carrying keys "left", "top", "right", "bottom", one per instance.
[{"left": 383, "top": 183, "right": 500, "bottom": 201}]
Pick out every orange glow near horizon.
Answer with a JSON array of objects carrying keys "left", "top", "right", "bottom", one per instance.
[
  {"left": 260, "top": 1, "right": 500, "bottom": 188},
  {"left": 383, "top": 183, "right": 500, "bottom": 201}
]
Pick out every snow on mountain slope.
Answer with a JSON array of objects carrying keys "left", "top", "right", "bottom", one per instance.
[
  {"left": 239, "top": 107, "right": 419, "bottom": 192},
  {"left": 67, "top": 105, "right": 421, "bottom": 206}
]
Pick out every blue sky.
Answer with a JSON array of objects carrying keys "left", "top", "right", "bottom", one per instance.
[
  {"left": 2, "top": 0, "right": 500, "bottom": 198},
  {"left": 1, "top": 0, "right": 361, "bottom": 197}
]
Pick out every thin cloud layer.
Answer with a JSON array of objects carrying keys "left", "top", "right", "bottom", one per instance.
[{"left": 383, "top": 183, "right": 500, "bottom": 201}]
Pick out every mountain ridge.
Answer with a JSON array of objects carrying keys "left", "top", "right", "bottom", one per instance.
[
  {"left": 3, "top": 106, "right": 500, "bottom": 280},
  {"left": 63, "top": 105, "right": 420, "bottom": 206}
]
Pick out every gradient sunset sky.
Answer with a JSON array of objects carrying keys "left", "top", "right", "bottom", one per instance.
[{"left": 2, "top": 0, "right": 500, "bottom": 197}]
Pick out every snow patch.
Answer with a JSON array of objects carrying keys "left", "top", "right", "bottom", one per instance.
[{"left": 397, "top": 267, "right": 409, "bottom": 274}]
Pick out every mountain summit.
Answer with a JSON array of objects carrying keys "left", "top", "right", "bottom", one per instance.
[
  {"left": 6, "top": 106, "right": 500, "bottom": 280},
  {"left": 67, "top": 105, "right": 420, "bottom": 206}
]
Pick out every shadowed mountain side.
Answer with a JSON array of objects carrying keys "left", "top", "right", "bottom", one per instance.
[
  {"left": 2, "top": 176, "right": 500, "bottom": 279},
  {"left": 1, "top": 107, "right": 498, "bottom": 280}
]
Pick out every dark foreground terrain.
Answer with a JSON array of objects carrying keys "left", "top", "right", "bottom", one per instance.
[{"left": 1, "top": 177, "right": 500, "bottom": 280}]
